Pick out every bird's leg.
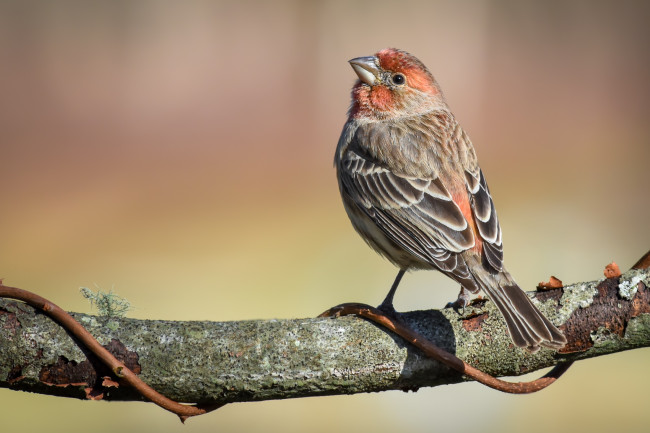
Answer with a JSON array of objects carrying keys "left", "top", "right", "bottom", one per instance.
[
  {"left": 377, "top": 269, "right": 406, "bottom": 318},
  {"left": 445, "top": 286, "right": 472, "bottom": 315}
]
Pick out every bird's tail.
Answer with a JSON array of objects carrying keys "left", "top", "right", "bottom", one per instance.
[{"left": 474, "top": 270, "right": 567, "bottom": 352}]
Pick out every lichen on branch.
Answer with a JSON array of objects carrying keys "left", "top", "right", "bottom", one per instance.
[{"left": 1, "top": 264, "right": 649, "bottom": 408}]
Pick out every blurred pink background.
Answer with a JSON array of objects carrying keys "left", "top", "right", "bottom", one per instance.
[{"left": 1, "top": 1, "right": 649, "bottom": 432}]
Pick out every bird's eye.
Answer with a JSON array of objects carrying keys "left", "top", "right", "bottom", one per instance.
[{"left": 391, "top": 73, "right": 406, "bottom": 85}]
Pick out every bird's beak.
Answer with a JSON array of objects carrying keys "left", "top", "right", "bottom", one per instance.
[{"left": 349, "top": 56, "right": 380, "bottom": 86}]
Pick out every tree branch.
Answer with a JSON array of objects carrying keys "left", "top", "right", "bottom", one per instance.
[{"left": 1, "top": 261, "right": 649, "bottom": 408}]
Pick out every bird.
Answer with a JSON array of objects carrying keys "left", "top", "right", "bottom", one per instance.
[{"left": 334, "top": 48, "right": 566, "bottom": 352}]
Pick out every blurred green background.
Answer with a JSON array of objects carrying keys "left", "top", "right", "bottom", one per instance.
[{"left": 1, "top": 1, "right": 649, "bottom": 432}]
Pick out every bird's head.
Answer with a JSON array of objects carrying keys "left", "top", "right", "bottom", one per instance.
[{"left": 348, "top": 48, "right": 447, "bottom": 120}]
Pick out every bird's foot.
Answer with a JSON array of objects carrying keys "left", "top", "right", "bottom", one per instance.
[
  {"left": 376, "top": 301, "right": 404, "bottom": 323},
  {"left": 445, "top": 286, "right": 472, "bottom": 315}
]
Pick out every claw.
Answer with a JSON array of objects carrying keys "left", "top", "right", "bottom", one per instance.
[{"left": 446, "top": 286, "right": 471, "bottom": 315}]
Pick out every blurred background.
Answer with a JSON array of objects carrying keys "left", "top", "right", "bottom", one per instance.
[{"left": 1, "top": 1, "right": 649, "bottom": 432}]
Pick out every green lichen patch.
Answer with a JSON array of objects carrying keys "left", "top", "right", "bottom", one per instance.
[
  {"left": 557, "top": 282, "right": 598, "bottom": 323},
  {"left": 80, "top": 286, "right": 131, "bottom": 317},
  {"left": 618, "top": 269, "right": 650, "bottom": 300}
]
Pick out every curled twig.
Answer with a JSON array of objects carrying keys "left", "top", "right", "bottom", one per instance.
[
  {"left": 0, "top": 283, "right": 220, "bottom": 422},
  {"left": 319, "top": 303, "right": 573, "bottom": 394}
]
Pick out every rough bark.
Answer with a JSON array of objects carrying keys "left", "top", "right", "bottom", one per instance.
[{"left": 1, "top": 268, "right": 649, "bottom": 405}]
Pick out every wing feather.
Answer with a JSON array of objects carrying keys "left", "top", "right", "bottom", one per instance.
[
  {"left": 339, "top": 147, "right": 474, "bottom": 270},
  {"left": 465, "top": 169, "right": 504, "bottom": 271}
]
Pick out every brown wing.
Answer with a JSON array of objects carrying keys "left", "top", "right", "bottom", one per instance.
[{"left": 338, "top": 123, "right": 477, "bottom": 283}]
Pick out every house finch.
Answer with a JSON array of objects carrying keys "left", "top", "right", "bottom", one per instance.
[{"left": 335, "top": 48, "right": 566, "bottom": 352}]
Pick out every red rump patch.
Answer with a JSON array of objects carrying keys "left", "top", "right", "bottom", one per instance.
[{"left": 451, "top": 185, "right": 483, "bottom": 253}]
